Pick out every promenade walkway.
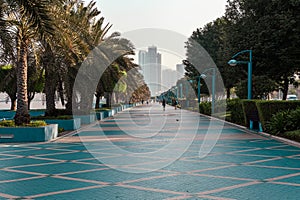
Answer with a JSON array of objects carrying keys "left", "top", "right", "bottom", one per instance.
[{"left": 0, "top": 103, "right": 299, "bottom": 199}]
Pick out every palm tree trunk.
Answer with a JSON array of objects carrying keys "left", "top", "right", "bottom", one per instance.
[
  {"left": 7, "top": 90, "right": 17, "bottom": 111},
  {"left": 28, "top": 91, "right": 36, "bottom": 110},
  {"left": 10, "top": 96, "right": 17, "bottom": 111},
  {"left": 45, "top": 67, "right": 57, "bottom": 116},
  {"left": 14, "top": 38, "right": 30, "bottom": 125},
  {"left": 226, "top": 88, "right": 231, "bottom": 99},
  {"left": 95, "top": 95, "right": 100, "bottom": 109},
  {"left": 282, "top": 77, "right": 289, "bottom": 100}
]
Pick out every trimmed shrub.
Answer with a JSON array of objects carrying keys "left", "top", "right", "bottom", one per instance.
[
  {"left": 288, "top": 108, "right": 300, "bottom": 131},
  {"left": 0, "top": 120, "right": 47, "bottom": 127},
  {"left": 199, "top": 102, "right": 211, "bottom": 115},
  {"left": 226, "top": 99, "right": 245, "bottom": 126}
]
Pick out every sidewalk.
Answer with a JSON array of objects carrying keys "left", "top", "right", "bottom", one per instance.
[{"left": 0, "top": 103, "right": 299, "bottom": 199}]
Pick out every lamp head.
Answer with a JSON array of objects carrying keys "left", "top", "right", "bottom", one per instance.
[
  {"left": 200, "top": 74, "right": 207, "bottom": 79},
  {"left": 228, "top": 59, "right": 237, "bottom": 66}
]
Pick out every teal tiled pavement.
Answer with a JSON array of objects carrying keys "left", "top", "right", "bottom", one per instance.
[{"left": 0, "top": 103, "right": 299, "bottom": 199}]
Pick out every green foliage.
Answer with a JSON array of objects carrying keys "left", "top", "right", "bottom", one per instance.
[
  {"left": 0, "top": 120, "right": 47, "bottom": 127},
  {"left": 267, "top": 110, "right": 291, "bottom": 135},
  {"left": 58, "top": 128, "right": 65, "bottom": 133},
  {"left": 199, "top": 99, "right": 245, "bottom": 126},
  {"left": 226, "top": 99, "right": 245, "bottom": 126},
  {"left": 199, "top": 102, "right": 211, "bottom": 115},
  {"left": 267, "top": 107, "right": 300, "bottom": 136},
  {"left": 288, "top": 108, "right": 300, "bottom": 131},
  {"left": 0, "top": 120, "right": 15, "bottom": 127},
  {"left": 235, "top": 76, "right": 278, "bottom": 99},
  {"left": 284, "top": 130, "right": 300, "bottom": 142},
  {"left": 225, "top": 0, "right": 300, "bottom": 99},
  {"left": 28, "top": 121, "right": 47, "bottom": 127},
  {"left": 256, "top": 101, "right": 300, "bottom": 130}
]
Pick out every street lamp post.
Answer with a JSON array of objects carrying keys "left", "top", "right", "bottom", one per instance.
[
  {"left": 186, "top": 80, "right": 194, "bottom": 107},
  {"left": 228, "top": 50, "right": 253, "bottom": 99},
  {"left": 180, "top": 83, "right": 183, "bottom": 99},
  {"left": 197, "top": 68, "right": 216, "bottom": 114}
]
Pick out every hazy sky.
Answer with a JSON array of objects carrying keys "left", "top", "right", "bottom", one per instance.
[{"left": 95, "top": 0, "right": 228, "bottom": 69}]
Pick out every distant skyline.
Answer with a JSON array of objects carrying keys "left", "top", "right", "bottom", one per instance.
[{"left": 94, "top": 0, "right": 228, "bottom": 69}]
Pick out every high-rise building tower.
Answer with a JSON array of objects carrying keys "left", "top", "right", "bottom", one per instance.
[{"left": 138, "top": 46, "right": 162, "bottom": 96}]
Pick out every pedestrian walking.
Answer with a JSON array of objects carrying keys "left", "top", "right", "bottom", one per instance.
[{"left": 162, "top": 98, "right": 166, "bottom": 111}]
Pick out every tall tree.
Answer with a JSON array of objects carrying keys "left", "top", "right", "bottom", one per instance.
[
  {"left": 225, "top": 0, "right": 300, "bottom": 100},
  {"left": 0, "top": 0, "right": 56, "bottom": 125}
]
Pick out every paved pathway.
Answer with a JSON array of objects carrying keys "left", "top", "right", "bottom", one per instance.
[{"left": 0, "top": 103, "right": 300, "bottom": 199}]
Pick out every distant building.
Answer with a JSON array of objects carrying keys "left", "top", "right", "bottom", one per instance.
[
  {"left": 138, "top": 46, "right": 162, "bottom": 96},
  {"left": 162, "top": 69, "right": 177, "bottom": 89},
  {"left": 176, "top": 64, "right": 185, "bottom": 80}
]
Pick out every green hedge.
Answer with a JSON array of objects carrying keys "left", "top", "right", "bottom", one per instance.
[
  {"left": 256, "top": 100, "right": 300, "bottom": 130},
  {"left": 199, "top": 102, "right": 211, "bottom": 115},
  {"left": 226, "top": 99, "right": 245, "bottom": 126},
  {"left": 199, "top": 99, "right": 245, "bottom": 126}
]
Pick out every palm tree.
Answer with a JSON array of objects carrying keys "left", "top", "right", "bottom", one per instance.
[
  {"left": 40, "top": 0, "right": 111, "bottom": 116},
  {"left": 0, "top": 0, "right": 56, "bottom": 125}
]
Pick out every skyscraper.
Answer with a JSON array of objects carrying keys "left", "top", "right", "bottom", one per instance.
[{"left": 138, "top": 46, "right": 162, "bottom": 96}]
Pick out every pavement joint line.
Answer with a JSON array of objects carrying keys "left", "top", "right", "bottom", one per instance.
[
  {"left": 70, "top": 161, "right": 105, "bottom": 166},
  {"left": 164, "top": 195, "right": 194, "bottom": 200},
  {"left": 124, "top": 158, "right": 176, "bottom": 168},
  {"left": 6, "top": 161, "right": 64, "bottom": 169},
  {"left": 197, "top": 194, "right": 237, "bottom": 200},
  {"left": 264, "top": 172, "right": 300, "bottom": 182},
  {"left": 56, "top": 167, "right": 109, "bottom": 176},
  {"left": 191, "top": 172, "right": 259, "bottom": 182},
  {"left": 228, "top": 153, "right": 281, "bottom": 158},
  {"left": 2, "top": 167, "right": 49, "bottom": 176},
  {"left": 117, "top": 173, "right": 180, "bottom": 184},
  {"left": 0, "top": 192, "right": 20, "bottom": 199},
  {"left": 197, "top": 181, "right": 262, "bottom": 195},
  {"left": 0, "top": 175, "right": 46, "bottom": 184},
  {"left": 117, "top": 184, "right": 188, "bottom": 196},
  {"left": 0, "top": 156, "right": 21, "bottom": 161},
  {"left": 249, "top": 164, "right": 300, "bottom": 171},
  {"left": 187, "top": 165, "right": 238, "bottom": 174},
  {"left": 3, "top": 150, "right": 80, "bottom": 158},
  {"left": 270, "top": 181, "right": 300, "bottom": 187},
  {"left": 119, "top": 165, "right": 172, "bottom": 173},
  {"left": 25, "top": 155, "right": 68, "bottom": 162},
  {"left": 241, "top": 156, "right": 296, "bottom": 165},
  {"left": 24, "top": 185, "right": 107, "bottom": 199},
  {"left": 266, "top": 144, "right": 291, "bottom": 149},
  {"left": 52, "top": 175, "right": 110, "bottom": 185}
]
